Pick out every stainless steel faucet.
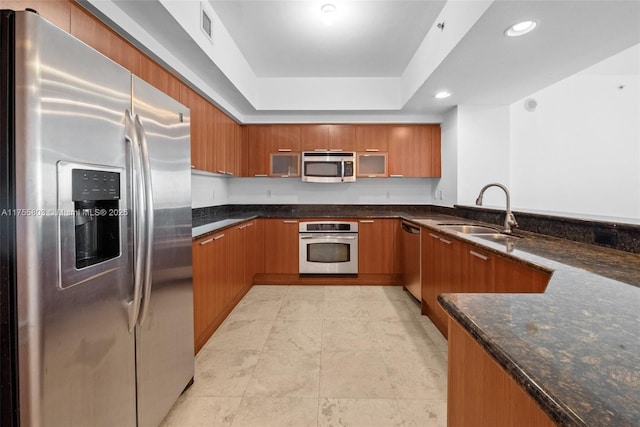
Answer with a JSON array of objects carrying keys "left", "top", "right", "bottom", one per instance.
[{"left": 475, "top": 183, "right": 518, "bottom": 234}]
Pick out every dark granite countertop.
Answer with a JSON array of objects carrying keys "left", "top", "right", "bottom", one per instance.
[
  {"left": 192, "top": 216, "right": 257, "bottom": 238},
  {"left": 408, "top": 217, "right": 640, "bottom": 426},
  {"left": 192, "top": 205, "right": 640, "bottom": 425}
]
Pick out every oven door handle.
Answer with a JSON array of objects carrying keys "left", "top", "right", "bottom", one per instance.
[{"left": 300, "top": 234, "right": 357, "bottom": 240}]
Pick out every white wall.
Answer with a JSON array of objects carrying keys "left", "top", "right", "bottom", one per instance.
[
  {"left": 192, "top": 173, "right": 435, "bottom": 207},
  {"left": 456, "top": 105, "right": 511, "bottom": 207},
  {"left": 227, "top": 178, "right": 434, "bottom": 205},
  {"left": 191, "top": 173, "right": 229, "bottom": 208},
  {"left": 193, "top": 44, "right": 640, "bottom": 218},
  {"left": 432, "top": 107, "right": 458, "bottom": 207},
  {"left": 509, "top": 44, "right": 640, "bottom": 219}
]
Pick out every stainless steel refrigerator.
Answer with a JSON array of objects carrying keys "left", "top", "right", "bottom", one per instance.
[{"left": 0, "top": 10, "right": 194, "bottom": 427}]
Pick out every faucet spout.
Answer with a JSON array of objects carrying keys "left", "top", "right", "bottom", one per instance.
[{"left": 475, "top": 183, "right": 518, "bottom": 234}]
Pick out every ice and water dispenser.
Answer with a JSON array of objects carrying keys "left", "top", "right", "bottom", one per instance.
[
  {"left": 57, "top": 161, "right": 127, "bottom": 289},
  {"left": 71, "top": 169, "right": 120, "bottom": 268}
]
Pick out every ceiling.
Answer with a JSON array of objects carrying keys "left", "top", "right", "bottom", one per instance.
[
  {"left": 209, "top": 1, "right": 446, "bottom": 78},
  {"left": 83, "top": 0, "right": 640, "bottom": 123}
]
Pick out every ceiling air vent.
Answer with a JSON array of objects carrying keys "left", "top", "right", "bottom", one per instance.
[{"left": 200, "top": 2, "right": 213, "bottom": 43}]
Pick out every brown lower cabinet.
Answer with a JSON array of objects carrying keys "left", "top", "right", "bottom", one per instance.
[
  {"left": 191, "top": 220, "right": 259, "bottom": 353},
  {"left": 447, "top": 319, "right": 556, "bottom": 427},
  {"left": 263, "top": 219, "right": 300, "bottom": 274},
  {"left": 192, "top": 231, "right": 227, "bottom": 353},
  {"left": 421, "top": 230, "right": 463, "bottom": 334},
  {"left": 421, "top": 228, "right": 551, "bottom": 337},
  {"left": 244, "top": 220, "right": 264, "bottom": 284},
  {"left": 358, "top": 219, "right": 397, "bottom": 274}
]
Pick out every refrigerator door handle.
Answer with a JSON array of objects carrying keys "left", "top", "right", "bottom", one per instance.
[
  {"left": 126, "top": 110, "right": 146, "bottom": 333},
  {"left": 135, "top": 114, "right": 155, "bottom": 326}
]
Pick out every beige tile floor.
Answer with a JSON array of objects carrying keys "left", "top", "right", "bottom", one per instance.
[{"left": 161, "top": 285, "right": 448, "bottom": 427}]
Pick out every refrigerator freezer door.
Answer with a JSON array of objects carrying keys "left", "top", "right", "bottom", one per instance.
[
  {"left": 132, "top": 76, "right": 194, "bottom": 427},
  {"left": 13, "top": 12, "right": 136, "bottom": 427}
]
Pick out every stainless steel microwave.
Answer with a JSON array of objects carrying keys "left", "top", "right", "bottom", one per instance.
[{"left": 301, "top": 152, "right": 356, "bottom": 183}]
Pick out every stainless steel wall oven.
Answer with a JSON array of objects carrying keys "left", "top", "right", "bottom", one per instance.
[{"left": 299, "top": 221, "right": 358, "bottom": 274}]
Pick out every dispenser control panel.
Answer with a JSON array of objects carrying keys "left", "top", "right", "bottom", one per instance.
[{"left": 72, "top": 169, "right": 120, "bottom": 201}]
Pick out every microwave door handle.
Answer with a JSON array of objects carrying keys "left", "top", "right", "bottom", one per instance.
[
  {"left": 135, "top": 114, "right": 155, "bottom": 327},
  {"left": 125, "top": 110, "right": 145, "bottom": 333},
  {"left": 341, "top": 160, "right": 345, "bottom": 182}
]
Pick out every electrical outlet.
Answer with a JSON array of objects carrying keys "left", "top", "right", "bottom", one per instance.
[
  {"left": 386, "top": 191, "right": 390, "bottom": 199},
  {"left": 267, "top": 190, "right": 272, "bottom": 198},
  {"left": 439, "top": 190, "right": 444, "bottom": 200},
  {"left": 212, "top": 190, "right": 215, "bottom": 200}
]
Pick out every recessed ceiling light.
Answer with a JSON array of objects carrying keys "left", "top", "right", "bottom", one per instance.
[
  {"left": 434, "top": 91, "right": 451, "bottom": 99},
  {"left": 321, "top": 3, "right": 337, "bottom": 25},
  {"left": 505, "top": 20, "right": 537, "bottom": 37},
  {"left": 321, "top": 3, "right": 336, "bottom": 14}
]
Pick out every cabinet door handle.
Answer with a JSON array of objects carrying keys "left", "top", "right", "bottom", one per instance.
[
  {"left": 213, "top": 234, "right": 225, "bottom": 240},
  {"left": 359, "top": 220, "right": 375, "bottom": 223},
  {"left": 429, "top": 233, "right": 440, "bottom": 239},
  {"left": 390, "top": 174, "right": 403, "bottom": 178},
  {"left": 238, "top": 225, "right": 247, "bottom": 230},
  {"left": 367, "top": 175, "right": 377, "bottom": 178},
  {"left": 470, "top": 250, "right": 490, "bottom": 261},
  {"left": 191, "top": 165, "right": 196, "bottom": 169},
  {"left": 439, "top": 238, "right": 452, "bottom": 245},
  {"left": 329, "top": 148, "right": 343, "bottom": 152},
  {"left": 216, "top": 170, "right": 226, "bottom": 174},
  {"left": 314, "top": 148, "right": 328, "bottom": 152},
  {"left": 278, "top": 148, "right": 292, "bottom": 152},
  {"left": 283, "top": 220, "right": 298, "bottom": 224},
  {"left": 365, "top": 148, "right": 379, "bottom": 152},
  {"left": 199, "top": 238, "right": 214, "bottom": 245},
  {"left": 246, "top": 222, "right": 254, "bottom": 227},
  {"left": 254, "top": 174, "right": 268, "bottom": 177}
]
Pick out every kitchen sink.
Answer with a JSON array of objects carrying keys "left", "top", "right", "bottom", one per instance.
[
  {"left": 475, "top": 233, "right": 522, "bottom": 243},
  {"left": 437, "top": 224, "right": 501, "bottom": 234}
]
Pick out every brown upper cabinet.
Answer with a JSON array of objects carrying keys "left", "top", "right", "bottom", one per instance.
[
  {"left": 246, "top": 125, "right": 302, "bottom": 177},
  {"left": 181, "top": 89, "right": 208, "bottom": 171},
  {"left": 355, "top": 125, "right": 389, "bottom": 177},
  {"left": 139, "top": 54, "right": 181, "bottom": 103},
  {"left": 300, "top": 125, "right": 355, "bottom": 152},
  {"left": 180, "top": 91, "right": 241, "bottom": 175},
  {"left": 354, "top": 125, "right": 389, "bottom": 152},
  {"left": 210, "top": 106, "right": 241, "bottom": 176},
  {"left": 243, "top": 123, "right": 440, "bottom": 178},
  {"left": 388, "top": 125, "right": 441, "bottom": 178}
]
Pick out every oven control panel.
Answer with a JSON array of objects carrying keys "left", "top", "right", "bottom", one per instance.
[{"left": 299, "top": 221, "right": 359, "bottom": 233}]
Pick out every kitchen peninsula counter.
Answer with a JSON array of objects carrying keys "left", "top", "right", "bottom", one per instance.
[
  {"left": 192, "top": 205, "right": 640, "bottom": 425},
  {"left": 410, "top": 218, "right": 640, "bottom": 427}
]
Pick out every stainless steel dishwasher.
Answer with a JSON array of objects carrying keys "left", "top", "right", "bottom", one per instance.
[{"left": 401, "top": 221, "right": 422, "bottom": 300}]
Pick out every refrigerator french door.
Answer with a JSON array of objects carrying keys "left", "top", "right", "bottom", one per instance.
[{"left": 0, "top": 10, "right": 194, "bottom": 427}]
